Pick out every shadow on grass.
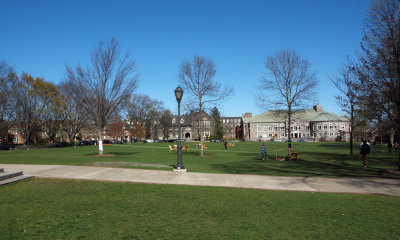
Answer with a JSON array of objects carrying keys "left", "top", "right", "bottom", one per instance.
[
  {"left": 86, "top": 152, "right": 137, "bottom": 156},
  {"left": 211, "top": 151, "right": 400, "bottom": 179}
]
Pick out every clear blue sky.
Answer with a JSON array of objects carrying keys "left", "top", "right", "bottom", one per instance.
[{"left": 0, "top": 0, "right": 370, "bottom": 117}]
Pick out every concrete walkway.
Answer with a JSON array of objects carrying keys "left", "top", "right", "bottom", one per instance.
[{"left": 1, "top": 164, "right": 400, "bottom": 196}]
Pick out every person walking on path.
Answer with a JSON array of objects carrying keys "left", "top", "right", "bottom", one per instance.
[
  {"left": 260, "top": 143, "right": 268, "bottom": 160},
  {"left": 360, "top": 140, "right": 371, "bottom": 169}
]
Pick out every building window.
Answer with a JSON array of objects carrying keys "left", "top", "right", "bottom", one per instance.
[
  {"left": 172, "top": 118, "right": 176, "bottom": 124},
  {"left": 257, "top": 125, "right": 261, "bottom": 132},
  {"left": 223, "top": 119, "right": 225, "bottom": 123},
  {"left": 264, "top": 126, "right": 267, "bottom": 132},
  {"left": 329, "top": 124, "right": 334, "bottom": 130},
  {"left": 203, "top": 121, "right": 210, "bottom": 126},
  {"left": 306, "top": 125, "right": 310, "bottom": 130},
  {"left": 274, "top": 125, "right": 278, "bottom": 131},
  {"left": 268, "top": 126, "right": 272, "bottom": 131},
  {"left": 280, "top": 126, "right": 285, "bottom": 131},
  {"left": 323, "top": 124, "right": 327, "bottom": 130},
  {"left": 280, "top": 133, "right": 285, "bottom": 137},
  {"left": 14, "top": 137, "right": 19, "bottom": 143},
  {"left": 180, "top": 119, "right": 184, "bottom": 124},
  {"left": 317, "top": 124, "right": 322, "bottom": 130}
]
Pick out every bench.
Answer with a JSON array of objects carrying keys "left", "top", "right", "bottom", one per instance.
[{"left": 290, "top": 151, "right": 298, "bottom": 161}]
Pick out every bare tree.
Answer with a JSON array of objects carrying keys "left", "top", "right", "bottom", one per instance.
[
  {"left": 358, "top": 0, "right": 400, "bottom": 169},
  {"left": 257, "top": 49, "right": 317, "bottom": 157},
  {"left": 178, "top": 55, "right": 234, "bottom": 156},
  {"left": 0, "top": 61, "right": 18, "bottom": 143},
  {"left": 58, "top": 80, "right": 88, "bottom": 145},
  {"left": 331, "top": 64, "right": 362, "bottom": 155},
  {"left": 65, "top": 38, "right": 137, "bottom": 155},
  {"left": 159, "top": 109, "right": 173, "bottom": 140},
  {"left": 14, "top": 73, "right": 48, "bottom": 147},
  {"left": 125, "top": 94, "right": 163, "bottom": 140}
]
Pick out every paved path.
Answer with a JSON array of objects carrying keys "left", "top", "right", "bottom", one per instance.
[{"left": 1, "top": 164, "right": 400, "bottom": 196}]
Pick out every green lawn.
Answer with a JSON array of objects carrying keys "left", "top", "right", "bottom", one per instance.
[
  {"left": 1, "top": 141, "right": 399, "bottom": 178},
  {"left": 1, "top": 178, "right": 399, "bottom": 239}
]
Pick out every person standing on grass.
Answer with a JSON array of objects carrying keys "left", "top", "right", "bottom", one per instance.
[
  {"left": 260, "top": 143, "right": 268, "bottom": 160},
  {"left": 360, "top": 140, "right": 371, "bottom": 169}
]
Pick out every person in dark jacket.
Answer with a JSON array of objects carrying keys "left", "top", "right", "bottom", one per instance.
[
  {"left": 388, "top": 142, "right": 393, "bottom": 153},
  {"left": 360, "top": 140, "right": 371, "bottom": 169}
]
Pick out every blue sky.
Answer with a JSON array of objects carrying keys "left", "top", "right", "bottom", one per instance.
[{"left": 0, "top": 0, "right": 370, "bottom": 117}]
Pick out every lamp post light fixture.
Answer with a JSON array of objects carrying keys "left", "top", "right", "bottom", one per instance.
[{"left": 174, "top": 85, "right": 186, "bottom": 171}]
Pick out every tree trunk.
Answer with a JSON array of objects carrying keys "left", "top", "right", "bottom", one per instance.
[
  {"left": 97, "top": 129, "right": 103, "bottom": 155},
  {"left": 350, "top": 105, "right": 354, "bottom": 156},
  {"left": 287, "top": 106, "right": 292, "bottom": 158},
  {"left": 199, "top": 102, "right": 204, "bottom": 157}
]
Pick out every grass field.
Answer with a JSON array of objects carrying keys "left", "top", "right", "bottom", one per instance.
[
  {"left": 1, "top": 178, "right": 399, "bottom": 239},
  {"left": 1, "top": 141, "right": 399, "bottom": 178}
]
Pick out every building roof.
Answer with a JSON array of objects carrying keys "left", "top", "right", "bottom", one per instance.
[{"left": 243, "top": 108, "right": 347, "bottom": 123}]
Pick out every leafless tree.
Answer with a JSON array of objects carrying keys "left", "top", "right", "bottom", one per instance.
[
  {"left": 65, "top": 38, "right": 138, "bottom": 155},
  {"left": 331, "top": 64, "right": 362, "bottom": 155},
  {"left": 257, "top": 49, "right": 317, "bottom": 157},
  {"left": 58, "top": 80, "right": 88, "bottom": 145},
  {"left": 0, "top": 61, "right": 18, "bottom": 143},
  {"left": 159, "top": 109, "right": 173, "bottom": 140},
  {"left": 178, "top": 55, "right": 234, "bottom": 156},
  {"left": 358, "top": 0, "right": 400, "bottom": 169},
  {"left": 125, "top": 94, "right": 163, "bottom": 140},
  {"left": 14, "top": 73, "right": 46, "bottom": 148}
]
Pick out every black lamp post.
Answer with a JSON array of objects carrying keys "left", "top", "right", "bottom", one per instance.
[{"left": 174, "top": 85, "right": 185, "bottom": 171}]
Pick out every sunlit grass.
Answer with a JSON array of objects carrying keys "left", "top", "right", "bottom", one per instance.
[
  {"left": 1, "top": 178, "right": 399, "bottom": 239},
  {"left": 0, "top": 141, "right": 399, "bottom": 178}
]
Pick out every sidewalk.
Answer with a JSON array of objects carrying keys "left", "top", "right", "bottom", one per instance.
[{"left": 1, "top": 164, "right": 400, "bottom": 196}]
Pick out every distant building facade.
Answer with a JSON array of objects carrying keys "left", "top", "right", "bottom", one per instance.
[
  {"left": 221, "top": 117, "right": 243, "bottom": 139},
  {"left": 243, "top": 105, "right": 349, "bottom": 142},
  {"left": 169, "top": 111, "right": 215, "bottom": 141}
]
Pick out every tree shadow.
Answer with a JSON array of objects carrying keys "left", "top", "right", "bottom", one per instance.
[{"left": 211, "top": 151, "right": 400, "bottom": 179}]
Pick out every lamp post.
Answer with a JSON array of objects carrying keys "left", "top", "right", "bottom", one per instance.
[{"left": 174, "top": 85, "right": 185, "bottom": 171}]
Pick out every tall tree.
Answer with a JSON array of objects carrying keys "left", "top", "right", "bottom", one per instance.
[
  {"left": 125, "top": 94, "right": 163, "bottom": 140},
  {"left": 65, "top": 38, "right": 138, "bottom": 155},
  {"left": 358, "top": 0, "right": 400, "bottom": 169},
  {"left": 178, "top": 55, "right": 233, "bottom": 156},
  {"left": 14, "top": 73, "right": 54, "bottom": 147},
  {"left": 257, "top": 49, "right": 318, "bottom": 157},
  {"left": 34, "top": 79, "right": 66, "bottom": 144},
  {"left": 159, "top": 109, "right": 173, "bottom": 140},
  {"left": 210, "top": 107, "right": 224, "bottom": 139},
  {"left": 0, "top": 61, "right": 18, "bottom": 143},
  {"left": 331, "top": 64, "right": 362, "bottom": 155},
  {"left": 58, "top": 80, "right": 88, "bottom": 145}
]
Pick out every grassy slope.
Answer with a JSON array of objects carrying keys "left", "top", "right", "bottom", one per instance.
[
  {"left": 1, "top": 142, "right": 398, "bottom": 178},
  {"left": 1, "top": 178, "right": 399, "bottom": 239}
]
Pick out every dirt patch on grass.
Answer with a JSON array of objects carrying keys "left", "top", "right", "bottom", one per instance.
[
  {"left": 93, "top": 161, "right": 171, "bottom": 168},
  {"left": 93, "top": 154, "right": 116, "bottom": 157}
]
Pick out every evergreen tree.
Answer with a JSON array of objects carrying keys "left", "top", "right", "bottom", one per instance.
[{"left": 210, "top": 107, "right": 224, "bottom": 139}]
